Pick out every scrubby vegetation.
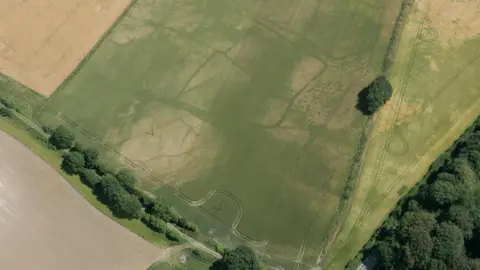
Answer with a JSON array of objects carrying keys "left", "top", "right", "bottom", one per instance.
[
  {"left": 353, "top": 117, "right": 480, "bottom": 269},
  {"left": 383, "top": 0, "right": 415, "bottom": 72}
]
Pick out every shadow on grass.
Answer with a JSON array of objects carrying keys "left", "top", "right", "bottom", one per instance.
[{"left": 355, "top": 87, "right": 374, "bottom": 117}]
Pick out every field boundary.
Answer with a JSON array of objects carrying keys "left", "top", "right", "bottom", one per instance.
[
  {"left": 38, "top": 0, "right": 140, "bottom": 106},
  {"left": 382, "top": 0, "right": 415, "bottom": 73},
  {"left": 323, "top": 0, "right": 434, "bottom": 265},
  {"left": 0, "top": 104, "right": 174, "bottom": 246}
]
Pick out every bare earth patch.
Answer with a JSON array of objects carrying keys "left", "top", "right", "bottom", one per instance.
[
  {"left": 0, "top": 0, "right": 131, "bottom": 95},
  {"left": 0, "top": 130, "right": 160, "bottom": 270}
]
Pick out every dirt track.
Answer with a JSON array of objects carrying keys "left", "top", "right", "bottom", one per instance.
[
  {"left": 0, "top": 0, "right": 131, "bottom": 96},
  {"left": 0, "top": 130, "right": 160, "bottom": 270}
]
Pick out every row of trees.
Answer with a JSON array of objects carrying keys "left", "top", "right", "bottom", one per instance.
[
  {"left": 361, "top": 117, "right": 480, "bottom": 269},
  {"left": 48, "top": 125, "right": 265, "bottom": 268},
  {"left": 0, "top": 99, "right": 265, "bottom": 269},
  {"left": 47, "top": 125, "right": 198, "bottom": 239},
  {"left": 210, "top": 245, "right": 261, "bottom": 270}
]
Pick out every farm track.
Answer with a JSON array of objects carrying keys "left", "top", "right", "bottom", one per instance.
[
  {"left": 324, "top": 0, "right": 480, "bottom": 267},
  {"left": 314, "top": 0, "right": 395, "bottom": 264},
  {"left": 323, "top": 0, "right": 435, "bottom": 264}
]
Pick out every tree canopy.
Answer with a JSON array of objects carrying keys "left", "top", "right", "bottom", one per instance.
[
  {"left": 211, "top": 246, "right": 260, "bottom": 270},
  {"left": 116, "top": 169, "right": 137, "bottom": 193},
  {"left": 357, "top": 76, "right": 393, "bottom": 115},
  {"left": 79, "top": 168, "right": 101, "bottom": 188},
  {"left": 97, "top": 174, "right": 142, "bottom": 219},
  {"left": 49, "top": 125, "right": 75, "bottom": 150},
  {"left": 61, "top": 151, "right": 85, "bottom": 175},
  {"left": 361, "top": 117, "right": 480, "bottom": 269}
]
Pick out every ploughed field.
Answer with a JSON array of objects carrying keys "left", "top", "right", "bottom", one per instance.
[{"left": 0, "top": 130, "right": 160, "bottom": 270}]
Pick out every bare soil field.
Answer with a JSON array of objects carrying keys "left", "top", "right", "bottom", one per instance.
[
  {"left": 0, "top": 130, "right": 160, "bottom": 270},
  {"left": 0, "top": 0, "right": 131, "bottom": 96}
]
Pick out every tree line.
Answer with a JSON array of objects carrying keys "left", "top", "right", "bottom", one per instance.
[
  {"left": 47, "top": 125, "right": 199, "bottom": 242},
  {"left": 45, "top": 125, "right": 266, "bottom": 269},
  {"left": 0, "top": 93, "right": 266, "bottom": 269},
  {"left": 353, "top": 116, "right": 480, "bottom": 269}
]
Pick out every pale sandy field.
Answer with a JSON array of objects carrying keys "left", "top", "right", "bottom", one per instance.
[
  {"left": 0, "top": 130, "right": 161, "bottom": 270},
  {"left": 0, "top": 0, "right": 131, "bottom": 96}
]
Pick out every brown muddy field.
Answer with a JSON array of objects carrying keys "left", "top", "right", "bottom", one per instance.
[{"left": 0, "top": 130, "right": 160, "bottom": 270}]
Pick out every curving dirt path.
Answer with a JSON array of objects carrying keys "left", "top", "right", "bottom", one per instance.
[{"left": 0, "top": 130, "right": 161, "bottom": 270}]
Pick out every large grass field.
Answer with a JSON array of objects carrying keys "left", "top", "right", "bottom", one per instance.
[
  {"left": 323, "top": 0, "right": 480, "bottom": 268},
  {"left": 33, "top": 0, "right": 403, "bottom": 268},
  {"left": 5, "top": 0, "right": 402, "bottom": 268}
]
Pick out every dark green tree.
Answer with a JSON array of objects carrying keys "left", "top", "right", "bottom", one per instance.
[
  {"left": 149, "top": 199, "right": 179, "bottom": 223},
  {"left": 79, "top": 169, "right": 101, "bottom": 188},
  {"left": 464, "top": 150, "right": 480, "bottom": 172},
  {"left": 435, "top": 172, "right": 457, "bottom": 183},
  {"left": 97, "top": 174, "right": 123, "bottom": 203},
  {"left": 116, "top": 169, "right": 137, "bottom": 193},
  {"left": 402, "top": 227, "right": 434, "bottom": 269},
  {"left": 0, "top": 107, "right": 12, "bottom": 117},
  {"left": 166, "top": 227, "right": 182, "bottom": 242},
  {"left": 71, "top": 142, "right": 85, "bottom": 153},
  {"left": 176, "top": 217, "right": 199, "bottom": 233},
  {"left": 141, "top": 214, "right": 166, "bottom": 233},
  {"left": 49, "top": 125, "right": 75, "bottom": 150},
  {"left": 111, "top": 193, "right": 142, "bottom": 219},
  {"left": 0, "top": 97, "right": 14, "bottom": 109},
  {"left": 357, "top": 76, "right": 393, "bottom": 115},
  {"left": 432, "top": 223, "right": 464, "bottom": 266},
  {"left": 399, "top": 211, "right": 436, "bottom": 240},
  {"left": 361, "top": 117, "right": 480, "bottom": 270},
  {"left": 376, "top": 240, "right": 398, "bottom": 269},
  {"left": 427, "top": 259, "right": 448, "bottom": 270},
  {"left": 61, "top": 151, "right": 85, "bottom": 175},
  {"left": 97, "top": 174, "right": 142, "bottom": 219},
  {"left": 426, "top": 180, "right": 460, "bottom": 207},
  {"left": 135, "top": 190, "right": 156, "bottom": 209},
  {"left": 220, "top": 246, "right": 260, "bottom": 270},
  {"left": 447, "top": 205, "right": 474, "bottom": 238},
  {"left": 94, "top": 160, "right": 115, "bottom": 176},
  {"left": 82, "top": 148, "right": 98, "bottom": 169}
]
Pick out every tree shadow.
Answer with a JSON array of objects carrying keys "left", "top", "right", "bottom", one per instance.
[
  {"left": 356, "top": 86, "right": 373, "bottom": 116},
  {"left": 209, "top": 259, "right": 226, "bottom": 270}
]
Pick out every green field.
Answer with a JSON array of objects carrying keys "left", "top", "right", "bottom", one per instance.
[
  {"left": 1, "top": 0, "right": 478, "bottom": 268},
  {"left": 323, "top": 0, "right": 480, "bottom": 268},
  {"left": 9, "top": 0, "right": 403, "bottom": 268}
]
